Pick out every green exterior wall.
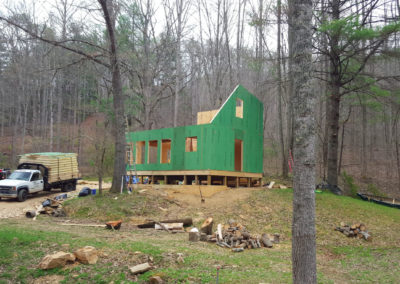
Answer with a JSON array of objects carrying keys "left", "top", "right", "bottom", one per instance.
[{"left": 126, "top": 85, "right": 264, "bottom": 173}]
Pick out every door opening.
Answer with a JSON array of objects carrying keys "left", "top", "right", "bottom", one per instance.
[{"left": 234, "top": 139, "right": 243, "bottom": 171}]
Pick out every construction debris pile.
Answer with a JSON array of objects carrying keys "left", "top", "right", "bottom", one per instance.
[
  {"left": 191, "top": 217, "right": 280, "bottom": 252},
  {"left": 25, "top": 194, "right": 69, "bottom": 218},
  {"left": 334, "top": 222, "right": 371, "bottom": 241}
]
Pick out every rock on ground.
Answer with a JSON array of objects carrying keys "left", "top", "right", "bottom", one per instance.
[
  {"left": 74, "top": 246, "right": 98, "bottom": 264},
  {"left": 38, "top": 251, "right": 76, "bottom": 270},
  {"left": 129, "top": 262, "right": 153, "bottom": 275}
]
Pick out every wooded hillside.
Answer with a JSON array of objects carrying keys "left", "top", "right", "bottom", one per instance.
[{"left": 0, "top": 0, "right": 399, "bottom": 197}]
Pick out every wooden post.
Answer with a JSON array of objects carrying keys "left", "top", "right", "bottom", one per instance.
[
  {"left": 195, "top": 175, "right": 199, "bottom": 185},
  {"left": 164, "top": 175, "right": 167, "bottom": 184},
  {"left": 151, "top": 175, "right": 154, "bottom": 184},
  {"left": 183, "top": 175, "right": 187, "bottom": 185},
  {"left": 259, "top": 178, "right": 262, "bottom": 187},
  {"left": 236, "top": 177, "right": 239, "bottom": 188},
  {"left": 140, "top": 176, "right": 143, "bottom": 184},
  {"left": 223, "top": 176, "right": 227, "bottom": 186},
  {"left": 207, "top": 175, "right": 211, "bottom": 185},
  {"left": 247, "top": 177, "right": 251, "bottom": 187}
]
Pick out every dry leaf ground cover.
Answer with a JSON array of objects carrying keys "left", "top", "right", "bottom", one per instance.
[{"left": 0, "top": 186, "right": 399, "bottom": 283}]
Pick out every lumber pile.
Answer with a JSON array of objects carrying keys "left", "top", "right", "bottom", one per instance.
[
  {"left": 334, "top": 222, "right": 372, "bottom": 241},
  {"left": 19, "top": 152, "right": 79, "bottom": 183},
  {"left": 197, "top": 218, "right": 279, "bottom": 251}
]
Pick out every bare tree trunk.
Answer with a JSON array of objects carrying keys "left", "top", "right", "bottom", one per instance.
[
  {"left": 49, "top": 76, "right": 56, "bottom": 152},
  {"left": 338, "top": 107, "right": 352, "bottom": 175},
  {"left": 277, "top": 0, "right": 288, "bottom": 177},
  {"left": 286, "top": 0, "right": 294, "bottom": 161},
  {"left": 173, "top": 0, "right": 183, "bottom": 127},
  {"left": 326, "top": 85, "right": 340, "bottom": 186},
  {"left": 361, "top": 104, "right": 367, "bottom": 178},
  {"left": 326, "top": 0, "right": 341, "bottom": 187},
  {"left": 290, "top": 0, "right": 317, "bottom": 282},
  {"left": 98, "top": 0, "right": 126, "bottom": 193}
]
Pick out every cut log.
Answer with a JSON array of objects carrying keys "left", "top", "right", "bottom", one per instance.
[
  {"left": 155, "top": 223, "right": 183, "bottom": 231},
  {"left": 189, "top": 232, "right": 200, "bottom": 242},
  {"left": 137, "top": 218, "right": 193, "bottom": 228},
  {"left": 200, "top": 233, "right": 207, "bottom": 241},
  {"left": 241, "top": 231, "right": 250, "bottom": 240},
  {"left": 360, "top": 231, "right": 372, "bottom": 241},
  {"left": 25, "top": 210, "right": 37, "bottom": 218},
  {"left": 217, "top": 224, "right": 223, "bottom": 241},
  {"left": 200, "top": 217, "right": 214, "bottom": 235},
  {"left": 32, "top": 205, "right": 43, "bottom": 221},
  {"left": 359, "top": 224, "right": 366, "bottom": 231},
  {"left": 206, "top": 236, "right": 217, "bottom": 242},
  {"left": 261, "top": 233, "right": 273, "bottom": 248},
  {"left": 232, "top": 247, "right": 244, "bottom": 252}
]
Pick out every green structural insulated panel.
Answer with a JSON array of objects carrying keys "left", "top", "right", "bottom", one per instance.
[{"left": 126, "top": 85, "right": 264, "bottom": 173}]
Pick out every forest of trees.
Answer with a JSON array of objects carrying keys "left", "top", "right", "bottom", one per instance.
[{"left": 0, "top": 0, "right": 399, "bottom": 196}]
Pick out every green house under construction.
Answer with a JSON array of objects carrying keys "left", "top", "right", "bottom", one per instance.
[{"left": 126, "top": 85, "right": 263, "bottom": 187}]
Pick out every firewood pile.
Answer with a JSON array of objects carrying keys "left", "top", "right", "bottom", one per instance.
[
  {"left": 193, "top": 217, "right": 280, "bottom": 251},
  {"left": 334, "top": 222, "right": 371, "bottom": 241}
]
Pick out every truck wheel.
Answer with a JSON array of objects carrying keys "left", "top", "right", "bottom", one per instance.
[
  {"left": 17, "top": 189, "right": 28, "bottom": 202},
  {"left": 62, "top": 182, "right": 76, "bottom": 192}
]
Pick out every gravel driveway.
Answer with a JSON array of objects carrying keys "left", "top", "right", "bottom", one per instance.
[{"left": 0, "top": 181, "right": 108, "bottom": 219}]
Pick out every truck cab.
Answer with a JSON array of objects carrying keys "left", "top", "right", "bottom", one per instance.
[{"left": 0, "top": 169, "right": 44, "bottom": 202}]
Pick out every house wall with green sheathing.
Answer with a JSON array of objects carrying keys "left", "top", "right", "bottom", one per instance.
[{"left": 126, "top": 85, "right": 263, "bottom": 174}]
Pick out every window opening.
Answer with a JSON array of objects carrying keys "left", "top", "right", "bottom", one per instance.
[
  {"left": 236, "top": 99, "right": 243, "bottom": 118},
  {"left": 185, "top": 137, "right": 197, "bottom": 152},
  {"left": 161, "top": 139, "right": 171, "bottom": 164},
  {"left": 148, "top": 140, "right": 158, "bottom": 164},
  {"left": 136, "top": 141, "right": 145, "bottom": 164}
]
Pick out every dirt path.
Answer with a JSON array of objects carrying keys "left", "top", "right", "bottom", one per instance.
[{"left": 0, "top": 181, "right": 110, "bottom": 219}]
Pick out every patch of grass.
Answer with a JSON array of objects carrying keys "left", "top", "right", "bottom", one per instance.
[
  {"left": 329, "top": 246, "right": 400, "bottom": 283},
  {"left": 63, "top": 191, "right": 172, "bottom": 222},
  {"left": 1, "top": 187, "right": 400, "bottom": 283}
]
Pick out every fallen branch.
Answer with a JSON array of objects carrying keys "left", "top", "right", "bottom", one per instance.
[{"left": 60, "top": 223, "right": 106, "bottom": 228}]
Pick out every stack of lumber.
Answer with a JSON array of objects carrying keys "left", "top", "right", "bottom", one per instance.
[
  {"left": 20, "top": 152, "right": 79, "bottom": 183},
  {"left": 199, "top": 218, "right": 279, "bottom": 251},
  {"left": 334, "top": 222, "right": 371, "bottom": 241}
]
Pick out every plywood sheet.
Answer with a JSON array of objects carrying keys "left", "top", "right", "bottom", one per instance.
[{"left": 197, "top": 110, "right": 219, "bottom": 125}]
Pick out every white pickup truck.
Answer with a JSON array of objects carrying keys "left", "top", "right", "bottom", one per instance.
[
  {"left": 0, "top": 169, "right": 45, "bottom": 202},
  {"left": 0, "top": 152, "right": 80, "bottom": 202}
]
